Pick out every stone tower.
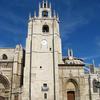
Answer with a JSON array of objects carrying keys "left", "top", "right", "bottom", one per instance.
[{"left": 23, "top": 0, "right": 62, "bottom": 100}]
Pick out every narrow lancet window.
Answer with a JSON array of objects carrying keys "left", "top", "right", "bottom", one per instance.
[
  {"left": 42, "top": 25, "right": 49, "bottom": 33},
  {"left": 44, "top": 93, "right": 47, "bottom": 99},
  {"left": 93, "top": 79, "right": 98, "bottom": 93},
  {"left": 42, "top": 11, "right": 48, "bottom": 17}
]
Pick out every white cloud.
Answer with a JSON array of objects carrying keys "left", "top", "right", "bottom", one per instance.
[{"left": 82, "top": 55, "right": 100, "bottom": 60}]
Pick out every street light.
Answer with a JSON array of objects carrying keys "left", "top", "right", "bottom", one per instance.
[{"left": 95, "top": 73, "right": 100, "bottom": 99}]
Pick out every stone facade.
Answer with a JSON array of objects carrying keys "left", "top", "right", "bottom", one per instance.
[
  {"left": 0, "top": 0, "right": 100, "bottom": 100},
  {"left": 0, "top": 45, "right": 24, "bottom": 100},
  {"left": 59, "top": 49, "right": 100, "bottom": 100}
]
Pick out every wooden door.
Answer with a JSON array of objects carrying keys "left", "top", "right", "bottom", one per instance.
[
  {"left": 67, "top": 91, "right": 75, "bottom": 100},
  {"left": 0, "top": 96, "right": 5, "bottom": 100}
]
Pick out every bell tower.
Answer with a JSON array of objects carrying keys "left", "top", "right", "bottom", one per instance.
[
  {"left": 39, "top": 0, "right": 52, "bottom": 18},
  {"left": 23, "top": 0, "right": 62, "bottom": 100}
]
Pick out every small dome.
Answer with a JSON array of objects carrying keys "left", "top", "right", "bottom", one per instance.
[
  {"left": 63, "top": 57, "right": 84, "bottom": 65},
  {"left": 63, "top": 49, "right": 84, "bottom": 65}
]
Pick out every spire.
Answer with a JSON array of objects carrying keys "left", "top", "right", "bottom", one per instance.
[
  {"left": 68, "top": 48, "right": 70, "bottom": 57},
  {"left": 53, "top": 10, "right": 56, "bottom": 18},
  {"left": 29, "top": 13, "right": 31, "bottom": 20},
  {"left": 42, "top": 0, "right": 45, "bottom": 8},
  {"left": 68, "top": 48, "right": 74, "bottom": 59},
  {"left": 42, "top": 0, "right": 48, "bottom": 8},
  {"left": 71, "top": 49, "right": 74, "bottom": 57},
  {"left": 57, "top": 13, "right": 59, "bottom": 18},
  {"left": 39, "top": 2, "right": 41, "bottom": 8},
  {"left": 34, "top": 11, "right": 36, "bottom": 18},
  {"left": 92, "top": 59, "right": 95, "bottom": 67},
  {"left": 49, "top": 2, "right": 51, "bottom": 8},
  {"left": 57, "top": 13, "right": 59, "bottom": 21},
  {"left": 46, "top": 0, "right": 48, "bottom": 8}
]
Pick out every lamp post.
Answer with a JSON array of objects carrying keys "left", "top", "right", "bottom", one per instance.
[
  {"left": 95, "top": 73, "right": 100, "bottom": 99},
  {"left": 96, "top": 73, "right": 100, "bottom": 98},
  {"left": 88, "top": 74, "right": 92, "bottom": 100}
]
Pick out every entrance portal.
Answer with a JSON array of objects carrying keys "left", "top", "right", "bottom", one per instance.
[{"left": 67, "top": 91, "right": 75, "bottom": 100}]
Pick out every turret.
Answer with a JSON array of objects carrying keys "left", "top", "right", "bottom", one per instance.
[
  {"left": 29, "top": 13, "right": 32, "bottom": 21},
  {"left": 39, "top": 0, "right": 52, "bottom": 18},
  {"left": 68, "top": 48, "right": 74, "bottom": 59}
]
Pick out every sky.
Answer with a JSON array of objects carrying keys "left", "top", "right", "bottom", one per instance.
[{"left": 0, "top": 0, "right": 100, "bottom": 66}]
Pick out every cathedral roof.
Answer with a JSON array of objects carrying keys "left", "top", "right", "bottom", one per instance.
[{"left": 62, "top": 49, "right": 85, "bottom": 66}]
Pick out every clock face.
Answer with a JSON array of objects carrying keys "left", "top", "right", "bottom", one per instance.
[{"left": 41, "top": 40, "right": 47, "bottom": 46}]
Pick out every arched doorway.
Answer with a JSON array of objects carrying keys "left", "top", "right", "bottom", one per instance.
[
  {"left": 67, "top": 91, "right": 75, "bottom": 100},
  {"left": 0, "top": 74, "right": 10, "bottom": 99},
  {"left": 66, "top": 79, "right": 80, "bottom": 100}
]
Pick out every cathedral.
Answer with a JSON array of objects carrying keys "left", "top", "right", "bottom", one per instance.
[{"left": 0, "top": 0, "right": 100, "bottom": 100}]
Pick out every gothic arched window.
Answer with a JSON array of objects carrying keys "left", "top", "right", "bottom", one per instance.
[
  {"left": 42, "top": 25, "right": 49, "bottom": 33},
  {"left": 42, "top": 11, "right": 48, "bottom": 17},
  {"left": 93, "top": 79, "right": 98, "bottom": 93},
  {"left": 2, "top": 54, "right": 8, "bottom": 60}
]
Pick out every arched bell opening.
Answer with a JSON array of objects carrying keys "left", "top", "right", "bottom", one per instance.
[{"left": 42, "top": 25, "right": 49, "bottom": 33}]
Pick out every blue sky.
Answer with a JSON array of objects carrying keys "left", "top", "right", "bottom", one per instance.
[{"left": 0, "top": 0, "right": 100, "bottom": 66}]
